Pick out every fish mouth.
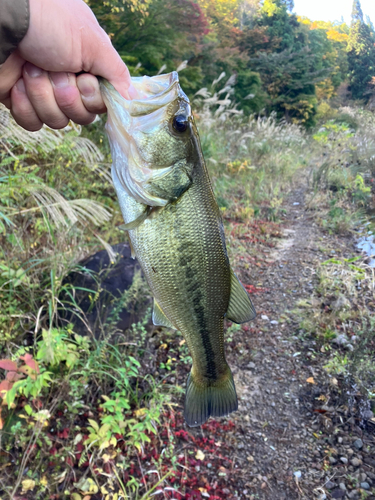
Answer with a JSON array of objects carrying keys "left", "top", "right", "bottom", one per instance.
[
  {"left": 100, "top": 72, "right": 191, "bottom": 207},
  {"left": 100, "top": 72, "right": 189, "bottom": 118}
]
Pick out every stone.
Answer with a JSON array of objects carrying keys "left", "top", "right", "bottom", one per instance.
[
  {"left": 329, "top": 456, "right": 337, "bottom": 464},
  {"left": 331, "top": 489, "right": 345, "bottom": 498},
  {"left": 353, "top": 439, "right": 363, "bottom": 450},
  {"left": 325, "top": 480, "right": 336, "bottom": 489},
  {"left": 363, "top": 410, "right": 374, "bottom": 420},
  {"left": 333, "top": 334, "right": 348, "bottom": 346},
  {"left": 60, "top": 243, "right": 150, "bottom": 337},
  {"left": 360, "top": 482, "right": 370, "bottom": 490},
  {"left": 339, "top": 483, "right": 346, "bottom": 491},
  {"left": 340, "top": 457, "right": 348, "bottom": 464},
  {"left": 351, "top": 458, "right": 361, "bottom": 467},
  {"left": 347, "top": 491, "right": 359, "bottom": 499}
]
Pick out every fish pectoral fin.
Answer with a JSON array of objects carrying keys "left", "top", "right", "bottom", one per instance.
[
  {"left": 152, "top": 299, "right": 176, "bottom": 329},
  {"left": 226, "top": 268, "right": 256, "bottom": 324},
  {"left": 119, "top": 206, "right": 152, "bottom": 231}
]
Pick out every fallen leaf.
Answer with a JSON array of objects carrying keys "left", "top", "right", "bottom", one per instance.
[
  {"left": 195, "top": 450, "right": 205, "bottom": 460},
  {"left": 179, "top": 339, "right": 186, "bottom": 346},
  {"left": 21, "top": 479, "right": 35, "bottom": 493},
  {"left": 40, "top": 475, "right": 48, "bottom": 487},
  {"left": 306, "top": 377, "right": 315, "bottom": 384}
]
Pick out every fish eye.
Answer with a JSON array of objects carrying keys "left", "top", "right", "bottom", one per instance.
[{"left": 172, "top": 115, "right": 188, "bottom": 133}]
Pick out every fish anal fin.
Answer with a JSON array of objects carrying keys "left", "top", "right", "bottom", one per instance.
[
  {"left": 226, "top": 269, "right": 256, "bottom": 324},
  {"left": 184, "top": 367, "right": 238, "bottom": 427},
  {"left": 119, "top": 206, "right": 152, "bottom": 231},
  {"left": 152, "top": 299, "right": 176, "bottom": 329}
]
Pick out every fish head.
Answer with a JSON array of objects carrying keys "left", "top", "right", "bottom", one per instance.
[{"left": 100, "top": 72, "right": 197, "bottom": 206}]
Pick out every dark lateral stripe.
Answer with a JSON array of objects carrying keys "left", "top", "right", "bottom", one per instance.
[{"left": 179, "top": 252, "right": 217, "bottom": 379}]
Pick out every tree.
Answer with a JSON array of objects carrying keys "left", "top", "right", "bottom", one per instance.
[{"left": 347, "top": 0, "right": 375, "bottom": 100}]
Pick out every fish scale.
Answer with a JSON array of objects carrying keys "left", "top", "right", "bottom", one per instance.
[{"left": 101, "top": 72, "right": 256, "bottom": 426}]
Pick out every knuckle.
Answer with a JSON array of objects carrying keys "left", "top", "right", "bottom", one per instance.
[{"left": 47, "top": 116, "right": 69, "bottom": 130}]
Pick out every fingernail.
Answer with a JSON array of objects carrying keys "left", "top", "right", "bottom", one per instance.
[
  {"left": 128, "top": 84, "right": 138, "bottom": 100},
  {"left": 50, "top": 72, "right": 70, "bottom": 88},
  {"left": 15, "top": 78, "right": 26, "bottom": 93},
  {"left": 25, "top": 62, "right": 43, "bottom": 78},
  {"left": 77, "top": 79, "right": 95, "bottom": 98}
]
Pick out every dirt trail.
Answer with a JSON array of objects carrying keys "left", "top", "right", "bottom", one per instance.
[{"left": 214, "top": 187, "right": 375, "bottom": 499}]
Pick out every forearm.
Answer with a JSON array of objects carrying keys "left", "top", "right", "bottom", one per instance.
[{"left": 0, "top": 0, "right": 29, "bottom": 65}]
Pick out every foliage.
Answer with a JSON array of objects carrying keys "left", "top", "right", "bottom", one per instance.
[{"left": 347, "top": 0, "right": 375, "bottom": 101}]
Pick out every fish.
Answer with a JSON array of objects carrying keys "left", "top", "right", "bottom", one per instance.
[{"left": 100, "top": 72, "right": 256, "bottom": 427}]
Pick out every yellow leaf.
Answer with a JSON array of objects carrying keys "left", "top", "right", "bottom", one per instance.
[
  {"left": 40, "top": 475, "right": 48, "bottom": 487},
  {"left": 195, "top": 450, "right": 205, "bottom": 460},
  {"left": 134, "top": 408, "right": 146, "bottom": 418},
  {"left": 21, "top": 479, "right": 36, "bottom": 492},
  {"left": 306, "top": 377, "right": 315, "bottom": 384},
  {"left": 71, "top": 494, "right": 82, "bottom": 500},
  {"left": 101, "top": 484, "right": 109, "bottom": 494},
  {"left": 179, "top": 339, "right": 186, "bottom": 346},
  {"left": 160, "top": 343, "right": 168, "bottom": 349},
  {"left": 102, "top": 454, "right": 111, "bottom": 464}
]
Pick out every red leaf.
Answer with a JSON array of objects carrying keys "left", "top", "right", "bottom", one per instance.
[
  {"left": 20, "top": 354, "right": 39, "bottom": 374},
  {"left": 0, "top": 360, "right": 17, "bottom": 371},
  {"left": 0, "top": 380, "right": 11, "bottom": 397},
  {"left": 6, "top": 371, "right": 23, "bottom": 382}
]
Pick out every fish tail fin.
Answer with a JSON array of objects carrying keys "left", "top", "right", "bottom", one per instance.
[{"left": 184, "top": 367, "right": 238, "bottom": 427}]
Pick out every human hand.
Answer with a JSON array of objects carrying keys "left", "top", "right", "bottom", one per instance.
[{"left": 0, "top": 0, "right": 134, "bottom": 131}]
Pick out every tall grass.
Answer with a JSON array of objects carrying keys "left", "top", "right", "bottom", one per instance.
[{"left": 194, "top": 76, "right": 308, "bottom": 218}]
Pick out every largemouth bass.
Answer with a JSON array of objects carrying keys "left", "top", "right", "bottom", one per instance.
[{"left": 100, "top": 73, "right": 256, "bottom": 427}]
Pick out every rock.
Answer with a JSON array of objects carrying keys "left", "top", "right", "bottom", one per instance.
[
  {"left": 338, "top": 437, "right": 343, "bottom": 444},
  {"left": 325, "top": 480, "right": 336, "bottom": 489},
  {"left": 363, "top": 410, "right": 374, "bottom": 420},
  {"left": 339, "top": 483, "right": 346, "bottom": 491},
  {"left": 353, "top": 439, "right": 363, "bottom": 450},
  {"left": 329, "top": 456, "right": 338, "bottom": 464},
  {"left": 360, "top": 482, "right": 370, "bottom": 490},
  {"left": 293, "top": 471, "right": 301, "bottom": 479},
  {"left": 340, "top": 457, "right": 348, "bottom": 464},
  {"left": 331, "top": 489, "right": 345, "bottom": 498},
  {"left": 347, "top": 491, "right": 359, "bottom": 499},
  {"left": 261, "top": 315, "right": 269, "bottom": 320},
  {"left": 248, "top": 362, "right": 256, "bottom": 369},
  {"left": 351, "top": 458, "right": 361, "bottom": 467},
  {"left": 270, "top": 320, "right": 279, "bottom": 325},
  {"left": 333, "top": 334, "right": 348, "bottom": 346},
  {"left": 60, "top": 243, "right": 151, "bottom": 337},
  {"left": 359, "top": 473, "right": 367, "bottom": 483}
]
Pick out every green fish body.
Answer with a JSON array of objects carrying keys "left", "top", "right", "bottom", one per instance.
[{"left": 101, "top": 73, "right": 255, "bottom": 426}]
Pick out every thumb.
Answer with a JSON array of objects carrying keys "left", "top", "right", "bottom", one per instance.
[{"left": 85, "top": 28, "right": 135, "bottom": 100}]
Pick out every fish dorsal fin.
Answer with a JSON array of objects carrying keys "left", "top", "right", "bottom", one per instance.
[
  {"left": 119, "top": 206, "right": 152, "bottom": 231},
  {"left": 226, "top": 269, "right": 256, "bottom": 324},
  {"left": 152, "top": 299, "right": 176, "bottom": 329}
]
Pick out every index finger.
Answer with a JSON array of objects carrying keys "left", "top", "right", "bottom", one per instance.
[{"left": 0, "top": 52, "right": 25, "bottom": 101}]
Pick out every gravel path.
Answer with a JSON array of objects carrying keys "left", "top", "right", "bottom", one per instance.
[{"left": 218, "top": 188, "right": 375, "bottom": 499}]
